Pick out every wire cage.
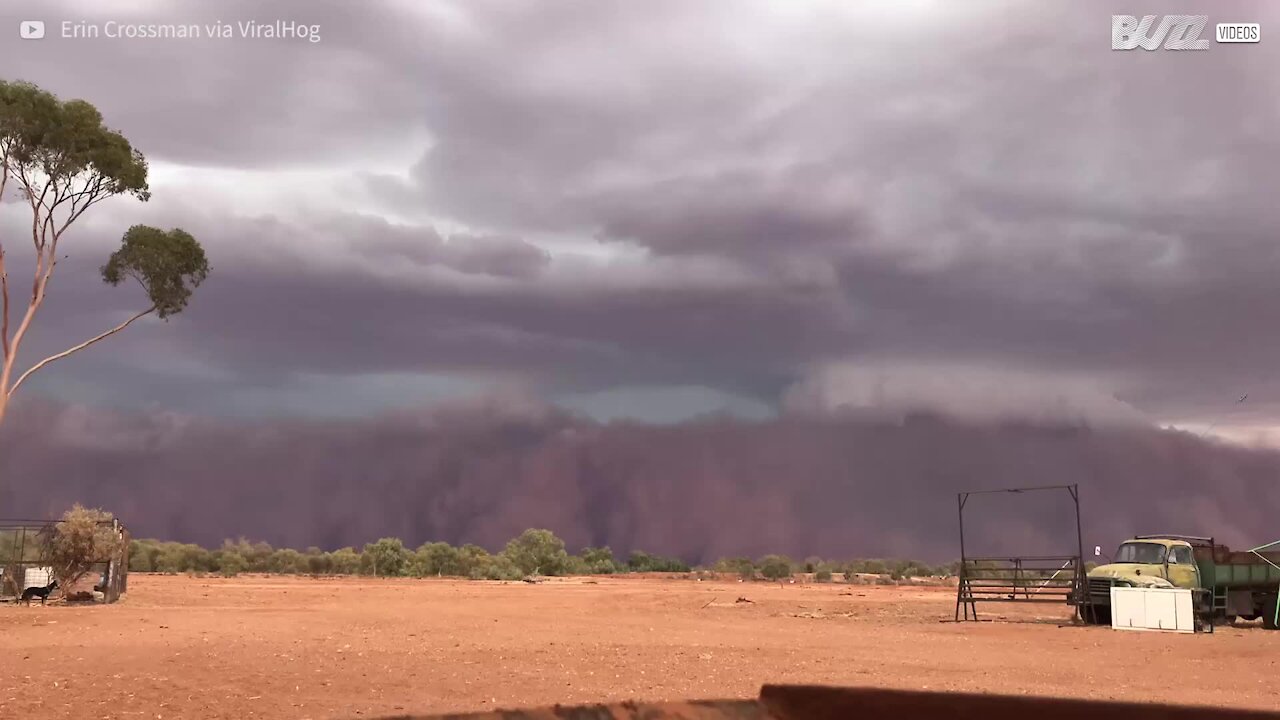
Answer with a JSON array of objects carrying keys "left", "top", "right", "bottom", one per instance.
[{"left": 0, "top": 517, "right": 130, "bottom": 604}]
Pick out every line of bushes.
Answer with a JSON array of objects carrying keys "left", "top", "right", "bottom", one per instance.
[
  {"left": 128, "top": 529, "right": 691, "bottom": 581},
  {"left": 127, "top": 529, "right": 958, "bottom": 583},
  {"left": 711, "top": 555, "right": 958, "bottom": 582}
]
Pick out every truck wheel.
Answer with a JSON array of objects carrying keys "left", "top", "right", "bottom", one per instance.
[{"left": 1263, "top": 597, "right": 1278, "bottom": 630}]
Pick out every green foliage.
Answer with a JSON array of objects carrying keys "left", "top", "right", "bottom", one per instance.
[
  {"left": 627, "top": 550, "right": 690, "bottom": 573},
  {"left": 455, "top": 544, "right": 492, "bottom": 577},
  {"left": 361, "top": 537, "right": 409, "bottom": 577},
  {"left": 502, "top": 529, "right": 569, "bottom": 576},
  {"left": 412, "top": 542, "right": 463, "bottom": 577},
  {"left": 101, "top": 225, "right": 209, "bottom": 319},
  {"left": 213, "top": 538, "right": 267, "bottom": 574},
  {"left": 41, "top": 505, "right": 126, "bottom": 589},
  {"left": 578, "top": 546, "right": 618, "bottom": 574},
  {"left": 328, "top": 547, "right": 361, "bottom": 575},
  {"left": 803, "top": 556, "right": 829, "bottom": 574},
  {"left": 116, "top": 525, "right": 962, "bottom": 588},
  {"left": 0, "top": 80, "right": 150, "bottom": 200},
  {"left": 128, "top": 539, "right": 161, "bottom": 572},
  {"left": 468, "top": 553, "right": 524, "bottom": 581},
  {"left": 268, "top": 548, "right": 307, "bottom": 574},
  {"left": 713, "top": 557, "right": 757, "bottom": 580},
  {"left": 156, "top": 543, "right": 209, "bottom": 574},
  {"left": 0, "top": 530, "right": 42, "bottom": 563},
  {"left": 886, "top": 559, "right": 934, "bottom": 579},
  {"left": 712, "top": 557, "right": 751, "bottom": 573},
  {"left": 304, "top": 547, "right": 331, "bottom": 575},
  {"left": 217, "top": 552, "right": 246, "bottom": 577},
  {"left": 757, "top": 555, "right": 794, "bottom": 581},
  {"left": 848, "top": 559, "right": 889, "bottom": 575}
]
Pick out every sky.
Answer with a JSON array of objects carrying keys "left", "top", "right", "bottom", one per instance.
[{"left": 1, "top": 1, "right": 1279, "bottom": 558}]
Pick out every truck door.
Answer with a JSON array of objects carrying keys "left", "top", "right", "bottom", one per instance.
[{"left": 1166, "top": 544, "right": 1200, "bottom": 589}]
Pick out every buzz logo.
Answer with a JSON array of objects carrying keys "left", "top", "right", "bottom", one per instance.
[{"left": 1112, "top": 15, "right": 1210, "bottom": 50}]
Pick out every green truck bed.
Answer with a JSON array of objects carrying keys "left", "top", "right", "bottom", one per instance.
[{"left": 1195, "top": 547, "right": 1280, "bottom": 590}]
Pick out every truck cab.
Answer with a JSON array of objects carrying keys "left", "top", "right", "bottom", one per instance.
[
  {"left": 1082, "top": 536, "right": 1204, "bottom": 624},
  {"left": 1089, "top": 537, "right": 1202, "bottom": 590}
]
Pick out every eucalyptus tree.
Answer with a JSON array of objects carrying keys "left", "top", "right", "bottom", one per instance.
[{"left": 0, "top": 80, "right": 209, "bottom": 427}]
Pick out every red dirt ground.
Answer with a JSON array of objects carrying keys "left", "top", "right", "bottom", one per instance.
[{"left": 2, "top": 574, "right": 1279, "bottom": 719}]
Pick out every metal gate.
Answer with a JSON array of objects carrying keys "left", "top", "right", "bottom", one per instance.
[{"left": 954, "top": 484, "right": 1086, "bottom": 622}]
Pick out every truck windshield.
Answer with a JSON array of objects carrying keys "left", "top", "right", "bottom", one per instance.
[{"left": 1115, "top": 542, "right": 1167, "bottom": 564}]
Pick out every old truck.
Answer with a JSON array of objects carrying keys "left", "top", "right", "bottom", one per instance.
[{"left": 1082, "top": 534, "right": 1280, "bottom": 629}]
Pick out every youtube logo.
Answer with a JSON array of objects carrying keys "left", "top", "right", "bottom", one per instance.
[{"left": 19, "top": 20, "right": 45, "bottom": 39}]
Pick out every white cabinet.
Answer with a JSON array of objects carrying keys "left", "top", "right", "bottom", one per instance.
[{"left": 1110, "top": 586, "right": 1195, "bottom": 633}]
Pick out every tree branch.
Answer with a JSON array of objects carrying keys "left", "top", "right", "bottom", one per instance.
[
  {"left": 0, "top": 156, "right": 9, "bottom": 362},
  {"left": 0, "top": 246, "right": 8, "bottom": 362},
  {"left": 7, "top": 306, "right": 156, "bottom": 399}
]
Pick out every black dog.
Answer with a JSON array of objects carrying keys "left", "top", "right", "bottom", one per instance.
[{"left": 20, "top": 580, "right": 58, "bottom": 606}]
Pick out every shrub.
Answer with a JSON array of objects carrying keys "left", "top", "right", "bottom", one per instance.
[
  {"left": 713, "top": 557, "right": 755, "bottom": 579},
  {"left": 848, "top": 559, "right": 888, "bottom": 575},
  {"left": 757, "top": 555, "right": 794, "bottom": 581},
  {"left": 128, "top": 539, "right": 161, "bottom": 572},
  {"left": 156, "top": 543, "right": 208, "bottom": 573},
  {"left": 815, "top": 569, "right": 833, "bottom": 583},
  {"left": 269, "top": 548, "right": 307, "bottom": 574},
  {"left": 362, "top": 538, "right": 409, "bottom": 577},
  {"left": 469, "top": 554, "right": 524, "bottom": 581},
  {"left": 502, "top": 529, "right": 569, "bottom": 576},
  {"left": 413, "top": 542, "right": 464, "bottom": 577},
  {"left": 328, "top": 547, "right": 361, "bottom": 575},
  {"left": 304, "top": 547, "right": 331, "bottom": 575},
  {"left": 455, "top": 544, "right": 494, "bottom": 577},
  {"left": 215, "top": 538, "right": 276, "bottom": 573},
  {"left": 579, "top": 546, "right": 618, "bottom": 574},
  {"left": 41, "top": 505, "right": 126, "bottom": 590},
  {"left": 887, "top": 559, "right": 933, "bottom": 579},
  {"left": 627, "top": 550, "right": 690, "bottom": 573},
  {"left": 218, "top": 552, "right": 246, "bottom": 577}
]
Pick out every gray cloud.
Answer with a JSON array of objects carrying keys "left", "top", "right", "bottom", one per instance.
[
  {"left": 0, "top": 0, "right": 1277, "bottom": 443},
  {"left": 329, "top": 215, "right": 550, "bottom": 279}
]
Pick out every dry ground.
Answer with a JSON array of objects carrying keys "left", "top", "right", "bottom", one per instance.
[{"left": 2, "top": 574, "right": 1279, "bottom": 719}]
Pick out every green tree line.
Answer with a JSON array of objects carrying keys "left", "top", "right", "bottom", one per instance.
[
  {"left": 711, "top": 555, "right": 958, "bottom": 582},
  {"left": 126, "top": 528, "right": 958, "bottom": 582},
  {"left": 128, "top": 529, "right": 691, "bottom": 580}
]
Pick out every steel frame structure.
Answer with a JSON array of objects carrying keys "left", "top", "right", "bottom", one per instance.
[{"left": 954, "top": 484, "right": 1086, "bottom": 622}]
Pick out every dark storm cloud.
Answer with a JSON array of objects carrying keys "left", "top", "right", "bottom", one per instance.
[
  {"left": 6, "top": 207, "right": 838, "bottom": 418},
  {"left": 379, "top": 0, "right": 1280, "bottom": 425},
  {"left": 4, "top": 397, "right": 1279, "bottom": 562},
  {"left": 594, "top": 169, "right": 871, "bottom": 260}
]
